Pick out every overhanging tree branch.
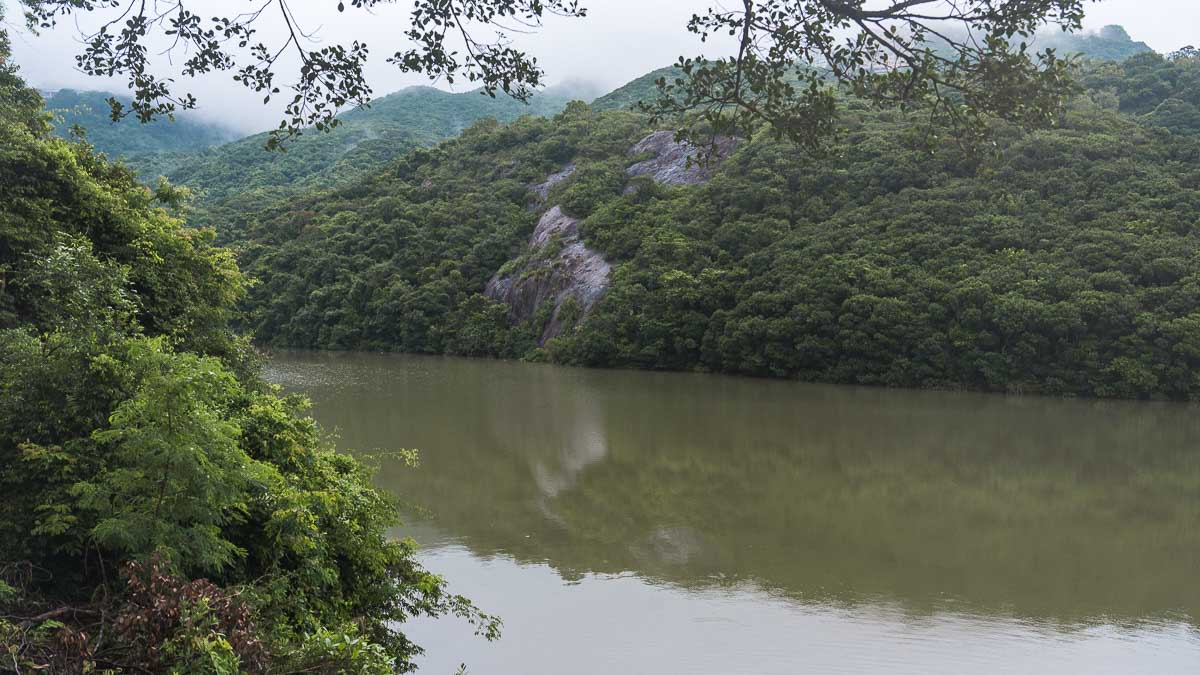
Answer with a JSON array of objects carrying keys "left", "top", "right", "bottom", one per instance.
[{"left": 13, "top": 0, "right": 1093, "bottom": 148}]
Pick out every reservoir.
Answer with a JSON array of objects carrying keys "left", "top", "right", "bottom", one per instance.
[{"left": 265, "top": 351, "right": 1200, "bottom": 674}]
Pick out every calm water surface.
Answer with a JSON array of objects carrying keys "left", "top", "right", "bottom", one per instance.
[{"left": 264, "top": 351, "right": 1200, "bottom": 674}]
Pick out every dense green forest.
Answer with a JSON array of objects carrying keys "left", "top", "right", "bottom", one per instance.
[
  {"left": 221, "top": 48, "right": 1200, "bottom": 400},
  {"left": 128, "top": 85, "right": 589, "bottom": 229},
  {"left": 6, "top": 2, "right": 1193, "bottom": 670},
  {"left": 0, "top": 36, "right": 494, "bottom": 672},
  {"left": 1034, "top": 24, "right": 1154, "bottom": 61},
  {"left": 44, "top": 89, "right": 239, "bottom": 158}
]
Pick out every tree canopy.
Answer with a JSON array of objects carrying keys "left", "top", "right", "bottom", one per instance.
[
  {"left": 0, "top": 22, "right": 497, "bottom": 668},
  {"left": 15, "top": 0, "right": 1100, "bottom": 146}
]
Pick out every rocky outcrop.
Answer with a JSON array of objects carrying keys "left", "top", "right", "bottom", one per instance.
[
  {"left": 530, "top": 162, "right": 576, "bottom": 202},
  {"left": 625, "top": 130, "right": 738, "bottom": 188},
  {"left": 485, "top": 135, "right": 736, "bottom": 343},
  {"left": 484, "top": 204, "right": 611, "bottom": 344},
  {"left": 529, "top": 205, "right": 579, "bottom": 247}
]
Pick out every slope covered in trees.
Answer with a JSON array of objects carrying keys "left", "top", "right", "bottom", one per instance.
[
  {"left": 1036, "top": 24, "right": 1154, "bottom": 62},
  {"left": 130, "top": 85, "right": 585, "bottom": 228},
  {"left": 44, "top": 88, "right": 239, "bottom": 158},
  {"left": 1081, "top": 49, "right": 1200, "bottom": 124},
  {"left": 226, "top": 50, "right": 1200, "bottom": 400},
  {"left": 0, "top": 43, "right": 492, "bottom": 671},
  {"left": 591, "top": 66, "right": 684, "bottom": 112},
  {"left": 591, "top": 26, "right": 1153, "bottom": 114}
]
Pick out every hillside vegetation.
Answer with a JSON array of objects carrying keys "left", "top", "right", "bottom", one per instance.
[
  {"left": 226, "top": 50, "right": 1200, "bottom": 399},
  {"left": 48, "top": 22, "right": 1153, "bottom": 234},
  {"left": 591, "top": 66, "right": 685, "bottom": 112},
  {"left": 590, "top": 25, "right": 1153, "bottom": 113},
  {"left": 1036, "top": 24, "right": 1154, "bottom": 62},
  {"left": 130, "top": 85, "right": 584, "bottom": 228},
  {"left": 45, "top": 88, "right": 238, "bottom": 157},
  {"left": 1, "top": 54, "right": 492, "bottom": 671}
]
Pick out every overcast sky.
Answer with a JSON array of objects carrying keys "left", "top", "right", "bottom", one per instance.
[{"left": 5, "top": 0, "right": 1198, "bottom": 133}]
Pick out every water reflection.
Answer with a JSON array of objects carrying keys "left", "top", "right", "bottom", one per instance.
[
  {"left": 265, "top": 350, "right": 1200, "bottom": 628},
  {"left": 396, "top": 546, "right": 1198, "bottom": 675}
]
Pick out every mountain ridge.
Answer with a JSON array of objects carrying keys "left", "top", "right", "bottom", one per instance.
[{"left": 44, "top": 88, "right": 240, "bottom": 157}]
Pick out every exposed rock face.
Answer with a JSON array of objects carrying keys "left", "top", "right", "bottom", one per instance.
[
  {"left": 484, "top": 204, "right": 611, "bottom": 345},
  {"left": 625, "top": 130, "right": 738, "bottom": 188},
  {"left": 486, "top": 136, "right": 735, "bottom": 344},
  {"left": 529, "top": 205, "right": 579, "bottom": 248},
  {"left": 530, "top": 162, "right": 576, "bottom": 202}
]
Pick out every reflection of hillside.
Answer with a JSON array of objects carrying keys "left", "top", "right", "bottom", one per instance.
[{"left": 266, "top": 351, "right": 1200, "bottom": 625}]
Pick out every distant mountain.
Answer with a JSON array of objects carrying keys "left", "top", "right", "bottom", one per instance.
[
  {"left": 1036, "top": 25, "right": 1154, "bottom": 61},
  {"left": 111, "top": 23, "right": 1155, "bottom": 229},
  {"left": 590, "top": 27, "right": 1153, "bottom": 116},
  {"left": 542, "top": 79, "right": 609, "bottom": 103},
  {"left": 130, "top": 85, "right": 585, "bottom": 226},
  {"left": 44, "top": 89, "right": 238, "bottom": 158},
  {"left": 592, "top": 67, "right": 683, "bottom": 111},
  {"left": 592, "top": 27, "right": 1153, "bottom": 114},
  {"left": 917, "top": 24, "right": 1154, "bottom": 69}
]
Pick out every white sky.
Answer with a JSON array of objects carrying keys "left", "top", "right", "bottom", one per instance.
[{"left": 5, "top": 0, "right": 1198, "bottom": 133}]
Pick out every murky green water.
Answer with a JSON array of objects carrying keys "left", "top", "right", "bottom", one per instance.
[{"left": 265, "top": 350, "right": 1200, "bottom": 674}]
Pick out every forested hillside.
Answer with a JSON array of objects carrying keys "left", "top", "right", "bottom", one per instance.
[
  {"left": 44, "top": 88, "right": 238, "bottom": 157},
  {"left": 591, "top": 66, "right": 684, "bottom": 111},
  {"left": 590, "top": 25, "right": 1153, "bottom": 113},
  {"left": 225, "top": 50, "right": 1200, "bottom": 399},
  {"left": 131, "top": 85, "right": 584, "bottom": 228},
  {"left": 46, "top": 21, "right": 1152, "bottom": 234},
  {"left": 1036, "top": 24, "right": 1154, "bottom": 61},
  {"left": 0, "top": 43, "right": 492, "bottom": 670}
]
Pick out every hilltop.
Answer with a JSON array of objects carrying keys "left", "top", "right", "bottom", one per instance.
[
  {"left": 1036, "top": 24, "right": 1154, "bottom": 61},
  {"left": 590, "top": 25, "right": 1155, "bottom": 113},
  {"left": 44, "top": 88, "right": 239, "bottom": 157},
  {"left": 591, "top": 66, "right": 685, "bottom": 112},
  {"left": 127, "top": 85, "right": 587, "bottom": 227},
  {"left": 42, "top": 22, "right": 1155, "bottom": 216}
]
